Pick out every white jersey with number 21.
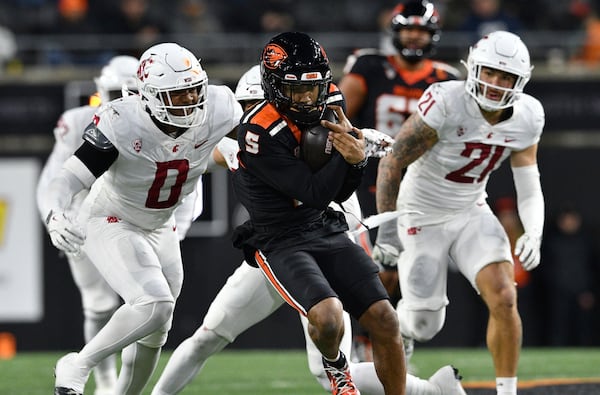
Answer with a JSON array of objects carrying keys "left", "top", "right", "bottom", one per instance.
[{"left": 398, "top": 80, "right": 544, "bottom": 226}]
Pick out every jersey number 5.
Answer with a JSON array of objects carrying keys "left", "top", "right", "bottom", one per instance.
[
  {"left": 146, "top": 160, "right": 190, "bottom": 208},
  {"left": 244, "top": 131, "right": 260, "bottom": 154}
]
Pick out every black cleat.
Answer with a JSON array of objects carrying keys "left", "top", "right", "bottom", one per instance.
[{"left": 54, "top": 387, "right": 82, "bottom": 395}]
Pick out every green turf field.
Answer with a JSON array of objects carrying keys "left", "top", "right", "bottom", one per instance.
[{"left": 0, "top": 348, "right": 598, "bottom": 394}]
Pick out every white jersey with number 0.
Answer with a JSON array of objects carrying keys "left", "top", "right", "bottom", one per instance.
[
  {"left": 398, "top": 80, "right": 544, "bottom": 226},
  {"left": 87, "top": 85, "right": 242, "bottom": 230}
]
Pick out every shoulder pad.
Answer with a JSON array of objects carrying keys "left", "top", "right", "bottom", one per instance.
[
  {"left": 82, "top": 122, "right": 114, "bottom": 150},
  {"left": 343, "top": 48, "right": 383, "bottom": 74},
  {"left": 432, "top": 61, "right": 463, "bottom": 80}
]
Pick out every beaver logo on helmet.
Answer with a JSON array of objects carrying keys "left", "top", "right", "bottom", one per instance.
[{"left": 262, "top": 44, "right": 288, "bottom": 70}]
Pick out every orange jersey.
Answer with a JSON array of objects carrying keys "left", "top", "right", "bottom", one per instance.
[{"left": 342, "top": 50, "right": 460, "bottom": 137}]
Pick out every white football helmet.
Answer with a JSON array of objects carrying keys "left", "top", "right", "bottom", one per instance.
[
  {"left": 137, "top": 42, "right": 208, "bottom": 128},
  {"left": 94, "top": 55, "right": 139, "bottom": 104},
  {"left": 463, "top": 31, "right": 533, "bottom": 111},
  {"left": 234, "top": 65, "right": 264, "bottom": 102}
]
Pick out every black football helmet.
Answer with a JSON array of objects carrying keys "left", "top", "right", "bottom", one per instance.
[
  {"left": 261, "top": 32, "right": 332, "bottom": 126},
  {"left": 390, "top": 0, "right": 441, "bottom": 63}
]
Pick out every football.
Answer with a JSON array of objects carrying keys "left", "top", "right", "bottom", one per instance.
[{"left": 300, "top": 109, "right": 337, "bottom": 172}]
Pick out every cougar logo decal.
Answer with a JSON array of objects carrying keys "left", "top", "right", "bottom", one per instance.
[
  {"left": 137, "top": 57, "right": 154, "bottom": 81},
  {"left": 263, "top": 44, "right": 287, "bottom": 69}
]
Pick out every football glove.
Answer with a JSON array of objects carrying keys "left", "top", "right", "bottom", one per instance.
[
  {"left": 372, "top": 215, "right": 403, "bottom": 269},
  {"left": 46, "top": 210, "right": 85, "bottom": 254},
  {"left": 361, "top": 128, "right": 394, "bottom": 158},
  {"left": 514, "top": 233, "right": 541, "bottom": 271}
]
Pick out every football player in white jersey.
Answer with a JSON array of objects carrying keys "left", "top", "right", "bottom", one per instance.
[
  {"left": 36, "top": 54, "right": 138, "bottom": 395},
  {"left": 375, "top": 31, "right": 545, "bottom": 395},
  {"left": 45, "top": 42, "right": 243, "bottom": 395},
  {"left": 151, "top": 65, "right": 466, "bottom": 395}
]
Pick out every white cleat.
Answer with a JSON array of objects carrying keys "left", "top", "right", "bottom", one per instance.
[
  {"left": 54, "top": 352, "right": 90, "bottom": 395},
  {"left": 428, "top": 365, "right": 467, "bottom": 395}
]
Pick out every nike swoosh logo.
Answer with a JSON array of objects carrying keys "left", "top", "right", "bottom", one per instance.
[
  {"left": 504, "top": 137, "right": 516, "bottom": 143},
  {"left": 194, "top": 140, "right": 208, "bottom": 149}
]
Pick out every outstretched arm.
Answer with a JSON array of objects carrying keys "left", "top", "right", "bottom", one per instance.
[{"left": 372, "top": 112, "right": 438, "bottom": 268}]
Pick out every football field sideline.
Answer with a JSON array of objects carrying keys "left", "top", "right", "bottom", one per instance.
[
  {"left": 464, "top": 377, "right": 600, "bottom": 394},
  {"left": 1, "top": 348, "right": 598, "bottom": 394}
]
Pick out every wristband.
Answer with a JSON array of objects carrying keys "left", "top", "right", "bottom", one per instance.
[{"left": 352, "top": 157, "right": 368, "bottom": 169}]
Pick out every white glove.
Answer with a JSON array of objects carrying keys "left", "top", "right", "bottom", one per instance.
[
  {"left": 46, "top": 210, "right": 85, "bottom": 254},
  {"left": 372, "top": 216, "right": 403, "bottom": 269},
  {"left": 514, "top": 233, "right": 541, "bottom": 271},
  {"left": 361, "top": 128, "right": 394, "bottom": 158}
]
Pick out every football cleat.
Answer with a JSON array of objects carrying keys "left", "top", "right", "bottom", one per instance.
[
  {"left": 54, "top": 352, "right": 89, "bottom": 395},
  {"left": 54, "top": 387, "right": 82, "bottom": 395},
  {"left": 322, "top": 352, "right": 361, "bottom": 395},
  {"left": 428, "top": 365, "right": 467, "bottom": 395}
]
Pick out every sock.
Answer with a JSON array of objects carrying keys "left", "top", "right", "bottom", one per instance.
[
  {"left": 115, "top": 342, "right": 161, "bottom": 395},
  {"left": 323, "top": 351, "right": 345, "bottom": 369},
  {"left": 84, "top": 310, "right": 117, "bottom": 391},
  {"left": 497, "top": 377, "right": 517, "bottom": 395},
  {"left": 151, "top": 328, "right": 229, "bottom": 395}
]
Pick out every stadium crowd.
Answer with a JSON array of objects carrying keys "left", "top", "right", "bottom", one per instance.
[{"left": 0, "top": 0, "right": 599, "bottom": 68}]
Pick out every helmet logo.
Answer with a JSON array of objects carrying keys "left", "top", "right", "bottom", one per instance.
[
  {"left": 262, "top": 44, "right": 288, "bottom": 70},
  {"left": 137, "top": 58, "right": 154, "bottom": 81}
]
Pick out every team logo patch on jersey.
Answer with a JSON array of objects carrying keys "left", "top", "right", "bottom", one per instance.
[
  {"left": 132, "top": 139, "right": 142, "bottom": 153},
  {"left": 172, "top": 144, "right": 179, "bottom": 153},
  {"left": 456, "top": 126, "right": 465, "bottom": 136},
  {"left": 407, "top": 226, "right": 421, "bottom": 235},
  {"left": 263, "top": 44, "right": 287, "bottom": 69}
]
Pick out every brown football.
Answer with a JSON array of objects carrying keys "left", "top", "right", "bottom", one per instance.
[{"left": 300, "top": 109, "right": 337, "bottom": 172}]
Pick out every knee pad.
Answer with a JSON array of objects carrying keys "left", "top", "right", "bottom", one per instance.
[
  {"left": 137, "top": 301, "right": 174, "bottom": 348},
  {"left": 397, "top": 304, "right": 446, "bottom": 342}
]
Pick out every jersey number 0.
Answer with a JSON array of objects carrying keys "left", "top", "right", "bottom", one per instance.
[{"left": 145, "top": 160, "right": 190, "bottom": 208}]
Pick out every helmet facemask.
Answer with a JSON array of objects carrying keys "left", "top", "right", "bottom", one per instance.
[
  {"left": 266, "top": 72, "right": 331, "bottom": 126},
  {"left": 149, "top": 80, "right": 208, "bottom": 128}
]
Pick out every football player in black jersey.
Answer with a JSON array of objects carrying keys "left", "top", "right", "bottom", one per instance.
[
  {"left": 338, "top": 0, "right": 461, "bottom": 363},
  {"left": 232, "top": 31, "right": 407, "bottom": 395}
]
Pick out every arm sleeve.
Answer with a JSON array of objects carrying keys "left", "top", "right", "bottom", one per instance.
[
  {"left": 74, "top": 139, "right": 118, "bottom": 178},
  {"left": 41, "top": 156, "right": 96, "bottom": 221},
  {"left": 512, "top": 164, "right": 545, "bottom": 238},
  {"left": 206, "top": 136, "right": 239, "bottom": 172},
  {"left": 36, "top": 143, "right": 75, "bottom": 222},
  {"left": 334, "top": 163, "right": 365, "bottom": 203}
]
